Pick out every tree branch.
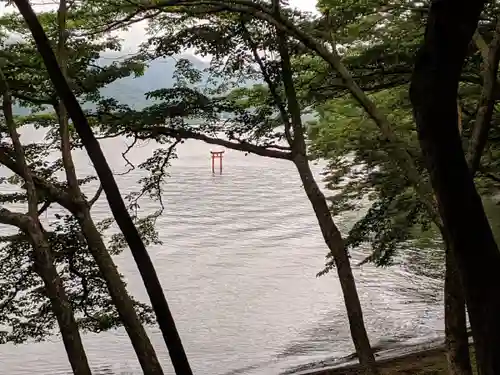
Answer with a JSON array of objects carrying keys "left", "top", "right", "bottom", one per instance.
[
  {"left": 0, "top": 68, "right": 39, "bottom": 218},
  {"left": 240, "top": 21, "right": 293, "bottom": 145},
  {"left": 466, "top": 19, "right": 500, "bottom": 174},
  {"left": 13, "top": 1, "right": 194, "bottom": 369},
  {"left": 0, "top": 207, "right": 29, "bottom": 229},
  {"left": 88, "top": 185, "right": 103, "bottom": 207},
  {"left": 12, "top": 92, "right": 56, "bottom": 106},
  {"left": 79, "top": 8, "right": 162, "bottom": 37},
  {"left": 137, "top": 126, "right": 292, "bottom": 159},
  {"left": 0, "top": 146, "right": 77, "bottom": 212},
  {"left": 57, "top": 0, "right": 81, "bottom": 195},
  {"left": 37, "top": 200, "right": 52, "bottom": 216},
  {"left": 473, "top": 30, "right": 490, "bottom": 61},
  {"left": 274, "top": 4, "right": 305, "bottom": 154}
]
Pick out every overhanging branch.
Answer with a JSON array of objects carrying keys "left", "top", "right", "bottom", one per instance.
[
  {"left": 0, "top": 146, "right": 77, "bottom": 212},
  {"left": 137, "top": 126, "right": 293, "bottom": 159},
  {"left": 466, "top": 19, "right": 500, "bottom": 174},
  {"left": 240, "top": 21, "right": 293, "bottom": 145}
]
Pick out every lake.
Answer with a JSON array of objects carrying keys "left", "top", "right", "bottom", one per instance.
[{"left": 0, "top": 135, "right": 445, "bottom": 374}]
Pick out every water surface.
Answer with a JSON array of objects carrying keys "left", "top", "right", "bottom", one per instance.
[{"left": 0, "top": 137, "right": 445, "bottom": 374}]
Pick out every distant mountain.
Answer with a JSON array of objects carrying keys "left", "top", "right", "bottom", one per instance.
[
  {"left": 12, "top": 54, "right": 210, "bottom": 115},
  {"left": 99, "top": 54, "right": 211, "bottom": 108},
  {"left": 13, "top": 53, "right": 262, "bottom": 115}
]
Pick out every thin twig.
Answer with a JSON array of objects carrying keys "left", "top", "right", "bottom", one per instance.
[
  {"left": 88, "top": 185, "right": 103, "bottom": 207},
  {"left": 0, "top": 68, "right": 39, "bottom": 218},
  {"left": 240, "top": 21, "right": 293, "bottom": 146}
]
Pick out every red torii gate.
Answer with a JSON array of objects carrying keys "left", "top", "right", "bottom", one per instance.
[{"left": 210, "top": 150, "right": 224, "bottom": 174}]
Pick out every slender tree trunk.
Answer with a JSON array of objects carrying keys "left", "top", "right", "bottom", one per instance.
[
  {"left": 28, "top": 223, "right": 92, "bottom": 375},
  {"left": 0, "top": 69, "right": 91, "bottom": 375},
  {"left": 13, "top": 2, "right": 192, "bottom": 373},
  {"left": 76, "top": 207, "right": 164, "bottom": 374},
  {"left": 410, "top": 1, "right": 500, "bottom": 373},
  {"left": 466, "top": 20, "right": 500, "bottom": 172},
  {"left": 269, "top": 10, "right": 377, "bottom": 371},
  {"left": 441, "top": 102, "right": 473, "bottom": 375},
  {"left": 54, "top": 1, "right": 163, "bottom": 372},
  {"left": 294, "top": 155, "right": 378, "bottom": 375},
  {"left": 0, "top": 211, "right": 91, "bottom": 375},
  {"left": 444, "top": 239, "right": 472, "bottom": 375}
]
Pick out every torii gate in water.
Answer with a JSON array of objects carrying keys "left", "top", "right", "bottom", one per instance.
[{"left": 210, "top": 150, "right": 224, "bottom": 174}]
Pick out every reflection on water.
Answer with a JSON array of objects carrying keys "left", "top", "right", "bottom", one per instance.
[{"left": 0, "top": 137, "right": 448, "bottom": 375}]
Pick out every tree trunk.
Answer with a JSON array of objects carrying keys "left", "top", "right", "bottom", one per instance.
[
  {"left": 13, "top": 2, "right": 192, "bottom": 373},
  {"left": 53, "top": 1, "right": 163, "bottom": 371},
  {"left": 445, "top": 241, "right": 472, "bottom": 375},
  {"left": 441, "top": 100, "right": 473, "bottom": 375},
  {"left": 75, "top": 206, "right": 164, "bottom": 374},
  {"left": 466, "top": 20, "right": 500, "bottom": 173},
  {"left": 270, "top": 14, "right": 377, "bottom": 372},
  {"left": 410, "top": 1, "right": 500, "bottom": 374},
  {"left": 0, "top": 63, "right": 91, "bottom": 375},
  {"left": 27, "top": 222, "right": 92, "bottom": 375},
  {"left": 293, "top": 155, "right": 378, "bottom": 375}
]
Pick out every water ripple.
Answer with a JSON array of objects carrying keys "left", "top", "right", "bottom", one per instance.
[{"left": 0, "top": 140, "right": 444, "bottom": 375}]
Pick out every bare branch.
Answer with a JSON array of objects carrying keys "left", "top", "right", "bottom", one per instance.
[
  {"left": 261, "top": 143, "right": 290, "bottom": 151},
  {"left": 121, "top": 136, "right": 138, "bottom": 173},
  {"left": 473, "top": 30, "right": 490, "bottom": 61},
  {"left": 0, "top": 68, "right": 39, "bottom": 218},
  {"left": 240, "top": 21, "right": 293, "bottom": 145},
  {"left": 37, "top": 200, "right": 52, "bottom": 216},
  {"left": 88, "top": 185, "right": 103, "bottom": 207},
  {"left": 78, "top": 8, "right": 162, "bottom": 37},
  {"left": 137, "top": 126, "right": 293, "bottom": 159},
  {"left": 466, "top": 19, "right": 500, "bottom": 174},
  {"left": 0, "top": 207, "right": 28, "bottom": 228},
  {"left": 136, "top": 139, "right": 180, "bottom": 213}
]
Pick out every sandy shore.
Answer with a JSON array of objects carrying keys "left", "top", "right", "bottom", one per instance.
[{"left": 287, "top": 339, "right": 476, "bottom": 375}]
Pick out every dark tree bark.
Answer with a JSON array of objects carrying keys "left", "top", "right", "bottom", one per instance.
[
  {"left": 293, "top": 156, "right": 378, "bottom": 375},
  {"left": 272, "top": 10, "right": 378, "bottom": 372},
  {"left": 0, "top": 70, "right": 91, "bottom": 375},
  {"left": 466, "top": 20, "right": 500, "bottom": 172},
  {"left": 444, "top": 240, "right": 472, "bottom": 375},
  {"left": 55, "top": 1, "right": 164, "bottom": 372},
  {"left": 441, "top": 102, "right": 473, "bottom": 375},
  {"left": 12, "top": 1, "right": 192, "bottom": 374},
  {"left": 76, "top": 208, "right": 165, "bottom": 374},
  {"left": 0, "top": 211, "right": 91, "bottom": 375},
  {"left": 27, "top": 222, "right": 92, "bottom": 375},
  {"left": 410, "top": 1, "right": 500, "bottom": 374}
]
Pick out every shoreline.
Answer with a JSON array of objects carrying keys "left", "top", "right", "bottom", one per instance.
[
  {"left": 286, "top": 337, "right": 475, "bottom": 375},
  {"left": 297, "top": 346, "right": 446, "bottom": 375}
]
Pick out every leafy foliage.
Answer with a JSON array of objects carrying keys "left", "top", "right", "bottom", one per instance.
[
  {"left": 309, "top": 88, "right": 432, "bottom": 271},
  {"left": 85, "top": 0, "right": 451, "bottom": 273},
  {"left": 308, "top": 0, "right": 500, "bottom": 273},
  {"left": 0, "top": 215, "right": 154, "bottom": 344},
  {"left": 0, "top": 3, "right": 166, "bottom": 344},
  {"left": 3, "top": 0, "right": 499, "bottom": 351}
]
